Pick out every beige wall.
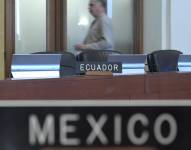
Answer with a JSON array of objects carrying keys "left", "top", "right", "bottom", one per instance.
[
  {"left": 143, "top": 0, "right": 171, "bottom": 54},
  {"left": 15, "top": 0, "right": 46, "bottom": 54},
  {"left": 144, "top": 0, "right": 163, "bottom": 53},
  {"left": 0, "top": 0, "right": 4, "bottom": 79},
  {"left": 171, "top": 0, "right": 191, "bottom": 54}
]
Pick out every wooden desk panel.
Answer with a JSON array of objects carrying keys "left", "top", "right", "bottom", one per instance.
[
  {"left": 145, "top": 72, "right": 191, "bottom": 99},
  {"left": 0, "top": 72, "right": 191, "bottom": 99},
  {"left": 0, "top": 75, "right": 145, "bottom": 99}
]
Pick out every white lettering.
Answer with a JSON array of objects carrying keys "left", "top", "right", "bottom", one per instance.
[
  {"left": 86, "top": 114, "right": 108, "bottom": 145},
  {"left": 114, "top": 64, "right": 119, "bottom": 71},
  {"left": 154, "top": 114, "right": 177, "bottom": 145},
  {"left": 60, "top": 114, "right": 80, "bottom": 146},
  {"left": 127, "top": 114, "right": 149, "bottom": 145},
  {"left": 114, "top": 114, "right": 122, "bottom": 145},
  {"left": 29, "top": 114, "right": 55, "bottom": 145},
  {"left": 80, "top": 64, "right": 85, "bottom": 71}
]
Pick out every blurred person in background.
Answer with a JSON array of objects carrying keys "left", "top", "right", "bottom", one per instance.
[{"left": 75, "top": 0, "right": 114, "bottom": 51}]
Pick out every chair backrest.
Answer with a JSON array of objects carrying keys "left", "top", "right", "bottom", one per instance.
[
  {"left": 147, "top": 50, "right": 182, "bottom": 72},
  {"left": 76, "top": 50, "right": 121, "bottom": 62}
]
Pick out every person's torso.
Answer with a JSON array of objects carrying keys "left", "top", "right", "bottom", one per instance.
[{"left": 84, "top": 15, "right": 112, "bottom": 44}]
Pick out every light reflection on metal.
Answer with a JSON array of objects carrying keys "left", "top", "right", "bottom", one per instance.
[
  {"left": 11, "top": 54, "right": 62, "bottom": 79},
  {"left": 109, "top": 54, "right": 191, "bottom": 76},
  {"left": 12, "top": 71, "right": 60, "bottom": 80},
  {"left": 11, "top": 54, "right": 191, "bottom": 78}
]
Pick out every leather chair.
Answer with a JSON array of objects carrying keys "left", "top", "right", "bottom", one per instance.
[
  {"left": 76, "top": 50, "right": 121, "bottom": 62},
  {"left": 147, "top": 50, "right": 182, "bottom": 72}
]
